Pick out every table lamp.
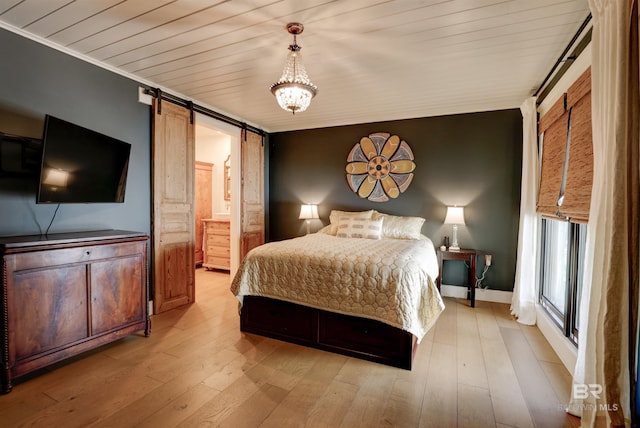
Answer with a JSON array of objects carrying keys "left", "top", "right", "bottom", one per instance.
[
  {"left": 299, "top": 204, "right": 319, "bottom": 234},
  {"left": 444, "top": 206, "right": 465, "bottom": 251}
]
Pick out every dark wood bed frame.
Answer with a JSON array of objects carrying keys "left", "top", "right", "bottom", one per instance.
[{"left": 240, "top": 295, "right": 417, "bottom": 370}]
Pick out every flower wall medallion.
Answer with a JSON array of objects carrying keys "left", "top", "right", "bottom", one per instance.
[{"left": 345, "top": 132, "right": 415, "bottom": 202}]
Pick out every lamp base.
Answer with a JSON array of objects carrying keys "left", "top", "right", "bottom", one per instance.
[{"left": 449, "top": 224, "right": 460, "bottom": 251}]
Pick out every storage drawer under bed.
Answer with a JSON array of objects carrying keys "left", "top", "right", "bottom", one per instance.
[
  {"left": 318, "top": 310, "right": 414, "bottom": 365},
  {"left": 239, "top": 296, "right": 416, "bottom": 369},
  {"left": 240, "top": 296, "right": 315, "bottom": 345}
]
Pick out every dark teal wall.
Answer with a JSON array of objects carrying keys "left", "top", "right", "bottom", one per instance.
[
  {"left": 268, "top": 110, "right": 523, "bottom": 292},
  {"left": 0, "top": 27, "right": 523, "bottom": 292},
  {"left": 0, "top": 28, "right": 150, "bottom": 236}
]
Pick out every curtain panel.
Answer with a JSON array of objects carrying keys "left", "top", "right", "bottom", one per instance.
[
  {"left": 568, "top": 1, "right": 639, "bottom": 426},
  {"left": 510, "top": 97, "right": 539, "bottom": 325}
]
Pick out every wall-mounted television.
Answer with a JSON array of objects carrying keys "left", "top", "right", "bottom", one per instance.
[{"left": 37, "top": 115, "right": 131, "bottom": 204}]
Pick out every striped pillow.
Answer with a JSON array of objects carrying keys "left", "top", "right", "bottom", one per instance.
[
  {"left": 328, "top": 210, "right": 374, "bottom": 235},
  {"left": 336, "top": 216, "right": 383, "bottom": 239}
]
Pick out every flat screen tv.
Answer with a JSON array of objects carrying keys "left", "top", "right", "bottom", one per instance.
[{"left": 37, "top": 115, "right": 131, "bottom": 204}]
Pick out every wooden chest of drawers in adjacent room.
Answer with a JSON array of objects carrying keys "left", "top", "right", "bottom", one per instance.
[{"left": 202, "top": 219, "right": 230, "bottom": 270}]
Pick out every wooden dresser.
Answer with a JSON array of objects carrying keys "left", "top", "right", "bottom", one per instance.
[
  {"left": 0, "top": 230, "right": 149, "bottom": 394},
  {"left": 202, "top": 219, "right": 230, "bottom": 270}
]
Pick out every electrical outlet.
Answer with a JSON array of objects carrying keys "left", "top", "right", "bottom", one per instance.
[{"left": 485, "top": 254, "right": 492, "bottom": 266}]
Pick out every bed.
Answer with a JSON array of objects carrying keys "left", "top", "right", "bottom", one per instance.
[{"left": 230, "top": 210, "right": 444, "bottom": 369}]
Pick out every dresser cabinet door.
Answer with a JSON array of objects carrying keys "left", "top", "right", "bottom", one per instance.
[
  {"left": 90, "top": 253, "right": 145, "bottom": 335},
  {"left": 11, "top": 265, "right": 88, "bottom": 362}
]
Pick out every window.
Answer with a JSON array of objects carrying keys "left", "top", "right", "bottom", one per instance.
[
  {"left": 537, "top": 67, "right": 591, "bottom": 345},
  {"left": 539, "top": 218, "right": 587, "bottom": 344}
]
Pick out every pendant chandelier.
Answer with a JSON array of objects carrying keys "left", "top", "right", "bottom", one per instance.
[{"left": 270, "top": 22, "right": 318, "bottom": 114}]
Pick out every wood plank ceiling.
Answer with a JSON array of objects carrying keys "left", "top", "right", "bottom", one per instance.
[{"left": 0, "top": 0, "right": 591, "bottom": 132}]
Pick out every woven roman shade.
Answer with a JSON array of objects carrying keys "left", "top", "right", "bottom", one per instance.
[
  {"left": 536, "top": 68, "right": 593, "bottom": 223},
  {"left": 561, "top": 68, "right": 593, "bottom": 222},
  {"left": 537, "top": 94, "right": 568, "bottom": 218}
]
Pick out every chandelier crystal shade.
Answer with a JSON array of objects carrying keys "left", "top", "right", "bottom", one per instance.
[{"left": 270, "top": 23, "right": 318, "bottom": 114}]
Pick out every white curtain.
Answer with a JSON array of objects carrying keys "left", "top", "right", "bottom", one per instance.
[
  {"left": 568, "top": 1, "right": 638, "bottom": 426},
  {"left": 510, "top": 97, "right": 539, "bottom": 325}
]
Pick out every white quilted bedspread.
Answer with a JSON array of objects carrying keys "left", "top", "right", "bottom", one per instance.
[{"left": 230, "top": 233, "right": 445, "bottom": 341}]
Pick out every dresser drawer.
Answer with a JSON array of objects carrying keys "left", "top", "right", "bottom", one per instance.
[
  {"left": 11, "top": 241, "right": 145, "bottom": 271},
  {"left": 206, "top": 221, "right": 230, "bottom": 235},
  {"left": 207, "top": 234, "right": 230, "bottom": 246},
  {"left": 207, "top": 245, "right": 230, "bottom": 258},
  {"left": 206, "top": 256, "right": 230, "bottom": 269}
]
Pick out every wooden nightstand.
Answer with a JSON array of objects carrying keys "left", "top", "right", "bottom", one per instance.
[{"left": 436, "top": 248, "right": 477, "bottom": 307}]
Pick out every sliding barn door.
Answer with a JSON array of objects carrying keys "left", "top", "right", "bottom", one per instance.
[
  {"left": 152, "top": 100, "right": 195, "bottom": 314},
  {"left": 240, "top": 129, "right": 265, "bottom": 259}
]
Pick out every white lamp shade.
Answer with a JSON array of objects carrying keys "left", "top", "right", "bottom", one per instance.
[
  {"left": 444, "top": 206, "right": 465, "bottom": 225},
  {"left": 299, "top": 204, "right": 319, "bottom": 220}
]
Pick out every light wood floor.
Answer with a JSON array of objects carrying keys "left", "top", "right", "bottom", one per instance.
[{"left": 0, "top": 269, "right": 580, "bottom": 427}]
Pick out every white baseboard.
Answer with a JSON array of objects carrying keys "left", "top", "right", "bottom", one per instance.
[
  {"left": 440, "top": 284, "right": 513, "bottom": 304},
  {"left": 440, "top": 284, "right": 468, "bottom": 299},
  {"left": 535, "top": 304, "right": 577, "bottom": 373}
]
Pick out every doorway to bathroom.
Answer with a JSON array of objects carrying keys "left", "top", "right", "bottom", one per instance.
[
  {"left": 150, "top": 98, "right": 264, "bottom": 315},
  {"left": 194, "top": 114, "right": 240, "bottom": 287}
]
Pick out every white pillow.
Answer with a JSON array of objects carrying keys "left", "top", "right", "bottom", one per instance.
[
  {"left": 316, "top": 225, "right": 333, "bottom": 234},
  {"left": 372, "top": 212, "right": 425, "bottom": 239},
  {"left": 336, "top": 216, "right": 383, "bottom": 239},
  {"left": 328, "top": 210, "right": 374, "bottom": 235}
]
